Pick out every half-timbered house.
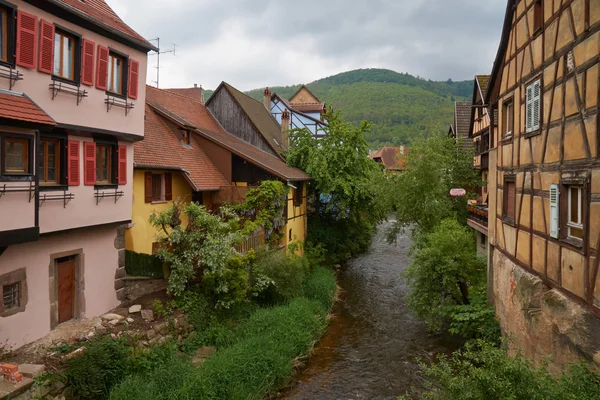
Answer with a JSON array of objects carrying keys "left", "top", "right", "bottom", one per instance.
[
  {"left": 486, "top": 0, "right": 600, "bottom": 368},
  {"left": 267, "top": 85, "right": 327, "bottom": 140}
]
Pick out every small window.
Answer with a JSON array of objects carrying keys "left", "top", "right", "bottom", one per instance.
[
  {"left": 96, "top": 144, "right": 112, "bottom": 184},
  {"left": 526, "top": 80, "right": 541, "bottom": 133},
  {"left": 107, "top": 52, "right": 125, "bottom": 95},
  {"left": 4, "top": 138, "right": 29, "bottom": 174},
  {"left": 567, "top": 185, "right": 584, "bottom": 239},
  {"left": 294, "top": 183, "right": 304, "bottom": 207},
  {"left": 503, "top": 178, "right": 516, "bottom": 221},
  {"left": 152, "top": 174, "right": 164, "bottom": 201},
  {"left": 40, "top": 138, "right": 61, "bottom": 184},
  {"left": 180, "top": 129, "right": 190, "bottom": 146},
  {"left": 3, "top": 282, "right": 20, "bottom": 310},
  {"left": 534, "top": 0, "right": 543, "bottom": 32},
  {"left": 53, "top": 30, "right": 76, "bottom": 80},
  {"left": 503, "top": 99, "right": 514, "bottom": 138}
]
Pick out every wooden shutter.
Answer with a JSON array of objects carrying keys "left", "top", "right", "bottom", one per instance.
[
  {"left": 67, "top": 140, "right": 80, "bottom": 186},
  {"left": 81, "top": 39, "right": 95, "bottom": 86},
  {"left": 550, "top": 184, "right": 559, "bottom": 238},
  {"left": 128, "top": 59, "right": 139, "bottom": 99},
  {"left": 96, "top": 45, "right": 109, "bottom": 90},
  {"left": 117, "top": 145, "right": 127, "bottom": 185},
  {"left": 532, "top": 80, "right": 541, "bottom": 131},
  {"left": 38, "top": 20, "right": 54, "bottom": 74},
  {"left": 16, "top": 10, "right": 38, "bottom": 69},
  {"left": 506, "top": 182, "right": 516, "bottom": 219},
  {"left": 83, "top": 141, "right": 96, "bottom": 186},
  {"left": 144, "top": 172, "right": 153, "bottom": 203},
  {"left": 165, "top": 173, "right": 172, "bottom": 201}
]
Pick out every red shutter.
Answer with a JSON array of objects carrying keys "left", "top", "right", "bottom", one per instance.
[
  {"left": 128, "top": 59, "right": 139, "bottom": 99},
  {"left": 16, "top": 10, "right": 38, "bottom": 69},
  {"left": 67, "top": 140, "right": 80, "bottom": 186},
  {"left": 83, "top": 142, "right": 96, "bottom": 186},
  {"left": 165, "top": 173, "right": 172, "bottom": 201},
  {"left": 81, "top": 39, "right": 95, "bottom": 86},
  {"left": 96, "top": 45, "right": 109, "bottom": 90},
  {"left": 38, "top": 20, "right": 54, "bottom": 74},
  {"left": 118, "top": 145, "right": 127, "bottom": 185}
]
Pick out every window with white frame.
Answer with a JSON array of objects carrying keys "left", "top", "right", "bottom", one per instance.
[
  {"left": 526, "top": 80, "right": 541, "bottom": 133},
  {"left": 567, "top": 185, "right": 584, "bottom": 239}
]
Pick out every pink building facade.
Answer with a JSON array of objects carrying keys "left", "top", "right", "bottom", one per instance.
[{"left": 0, "top": 0, "right": 155, "bottom": 349}]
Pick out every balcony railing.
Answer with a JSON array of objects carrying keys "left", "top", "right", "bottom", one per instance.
[
  {"left": 467, "top": 204, "right": 488, "bottom": 227},
  {"left": 236, "top": 228, "right": 265, "bottom": 254}
]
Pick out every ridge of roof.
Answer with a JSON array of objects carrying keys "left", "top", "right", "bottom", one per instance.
[
  {"left": 289, "top": 84, "right": 321, "bottom": 104},
  {"left": 486, "top": 0, "right": 516, "bottom": 105}
]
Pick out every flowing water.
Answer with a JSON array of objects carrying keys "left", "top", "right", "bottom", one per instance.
[{"left": 284, "top": 222, "right": 462, "bottom": 400}]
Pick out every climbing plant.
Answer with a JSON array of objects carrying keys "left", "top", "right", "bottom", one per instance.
[{"left": 237, "top": 180, "right": 288, "bottom": 245}]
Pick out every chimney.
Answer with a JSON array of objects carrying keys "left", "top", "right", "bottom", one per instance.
[
  {"left": 194, "top": 83, "right": 198, "bottom": 88},
  {"left": 263, "top": 87, "right": 271, "bottom": 110},
  {"left": 199, "top": 85, "right": 204, "bottom": 105},
  {"left": 281, "top": 109, "right": 290, "bottom": 146}
]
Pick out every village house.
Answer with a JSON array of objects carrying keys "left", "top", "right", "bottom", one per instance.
[
  {"left": 486, "top": 0, "right": 600, "bottom": 369},
  {"left": 368, "top": 146, "right": 408, "bottom": 173},
  {"left": 266, "top": 85, "right": 328, "bottom": 140},
  {"left": 0, "top": 0, "right": 155, "bottom": 348},
  {"left": 448, "top": 101, "right": 474, "bottom": 152},
  {"left": 126, "top": 85, "right": 311, "bottom": 259},
  {"left": 467, "top": 76, "right": 493, "bottom": 259}
]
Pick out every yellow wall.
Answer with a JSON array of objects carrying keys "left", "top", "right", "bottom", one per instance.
[
  {"left": 285, "top": 183, "right": 308, "bottom": 254},
  {"left": 125, "top": 169, "right": 193, "bottom": 255}
]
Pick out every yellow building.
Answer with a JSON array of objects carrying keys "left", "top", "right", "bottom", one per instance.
[{"left": 126, "top": 86, "right": 310, "bottom": 258}]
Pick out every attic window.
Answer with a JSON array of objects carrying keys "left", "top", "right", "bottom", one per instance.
[
  {"left": 534, "top": 0, "right": 543, "bottom": 33},
  {"left": 180, "top": 129, "right": 190, "bottom": 146}
]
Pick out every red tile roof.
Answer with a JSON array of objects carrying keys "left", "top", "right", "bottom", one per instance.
[
  {"left": 136, "top": 104, "right": 227, "bottom": 191},
  {"left": 0, "top": 90, "right": 55, "bottom": 126},
  {"left": 165, "top": 87, "right": 205, "bottom": 103},
  {"left": 53, "top": 0, "right": 155, "bottom": 49},
  {"left": 369, "top": 146, "right": 407, "bottom": 171},
  {"left": 145, "top": 86, "right": 310, "bottom": 182}
]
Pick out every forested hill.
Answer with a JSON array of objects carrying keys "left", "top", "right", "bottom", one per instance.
[{"left": 242, "top": 69, "right": 473, "bottom": 147}]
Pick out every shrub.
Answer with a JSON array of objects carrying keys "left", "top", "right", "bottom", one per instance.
[
  {"left": 124, "top": 250, "right": 163, "bottom": 278},
  {"left": 304, "top": 266, "right": 337, "bottom": 310},
  {"left": 410, "top": 340, "right": 600, "bottom": 400},
  {"left": 253, "top": 250, "right": 308, "bottom": 304},
  {"left": 445, "top": 286, "right": 500, "bottom": 343}
]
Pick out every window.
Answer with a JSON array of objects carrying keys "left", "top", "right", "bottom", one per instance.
[
  {"left": 180, "top": 129, "right": 190, "bottom": 146},
  {"left": 567, "top": 186, "right": 584, "bottom": 239},
  {"left": 0, "top": 6, "right": 7, "bottom": 63},
  {"left": 3, "top": 282, "right": 20, "bottom": 310},
  {"left": 152, "top": 173, "right": 164, "bottom": 201},
  {"left": 4, "top": 138, "right": 29, "bottom": 174},
  {"left": 96, "top": 144, "right": 112, "bottom": 184},
  {"left": 503, "top": 177, "right": 516, "bottom": 222},
  {"left": 534, "top": 0, "right": 543, "bottom": 33},
  {"left": 53, "top": 30, "right": 76, "bottom": 80},
  {"left": 107, "top": 52, "right": 125, "bottom": 95},
  {"left": 40, "top": 138, "right": 60, "bottom": 184},
  {"left": 294, "top": 182, "right": 304, "bottom": 207},
  {"left": 526, "top": 80, "right": 541, "bottom": 133},
  {"left": 503, "top": 99, "right": 514, "bottom": 138}
]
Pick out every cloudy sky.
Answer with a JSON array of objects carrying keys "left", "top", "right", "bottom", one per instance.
[{"left": 106, "top": 0, "right": 507, "bottom": 91}]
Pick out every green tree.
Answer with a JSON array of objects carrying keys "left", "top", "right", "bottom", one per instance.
[
  {"left": 389, "top": 135, "right": 480, "bottom": 240},
  {"left": 404, "top": 219, "right": 485, "bottom": 331}
]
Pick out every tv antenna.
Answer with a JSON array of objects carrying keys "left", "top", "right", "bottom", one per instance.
[{"left": 149, "top": 38, "right": 177, "bottom": 88}]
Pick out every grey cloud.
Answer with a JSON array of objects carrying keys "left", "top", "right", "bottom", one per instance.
[{"left": 107, "top": 0, "right": 508, "bottom": 89}]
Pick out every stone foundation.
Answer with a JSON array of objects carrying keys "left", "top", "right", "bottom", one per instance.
[{"left": 493, "top": 250, "right": 600, "bottom": 372}]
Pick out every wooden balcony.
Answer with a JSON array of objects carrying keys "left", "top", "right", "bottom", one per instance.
[{"left": 467, "top": 204, "right": 488, "bottom": 235}]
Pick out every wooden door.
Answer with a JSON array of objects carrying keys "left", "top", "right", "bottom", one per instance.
[{"left": 57, "top": 259, "right": 75, "bottom": 324}]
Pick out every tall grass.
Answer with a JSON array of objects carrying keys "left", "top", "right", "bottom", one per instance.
[{"left": 109, "top": 267, "right": 336, "bottom": 400}]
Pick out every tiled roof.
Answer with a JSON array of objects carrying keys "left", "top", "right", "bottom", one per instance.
[
  {"left": 476, "top": 75, "right": 491, "bottom": 99},
  {"left": 165, "top": 87, "right": 204, "bottom": 103},
  {"left": 221, "top": 83, "right": 285, "bottom": 154},
  {"left": 145, "top": 86, "right": 310, "bottom": 182},
  {"left": 0, "top": 90, "right": 55, "bottom": 126},
  {"left": 454, "top": 102, "right": 472, "bottom": 139},
  {"left": 289, "top": 102, "right": 325, "bottom": 113},
  {"left": 136, "top": 105, "right": 227, "bottom": 191},
  {"left": 54, "top": 0, "right": 154, "bottom": 49},
  {"left": 369, "top": 146, "right": 407, "bottom": 171}
]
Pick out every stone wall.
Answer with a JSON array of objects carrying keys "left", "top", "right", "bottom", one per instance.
[{"left": 493, "top": 250, "right": 600, "bottom": 372}]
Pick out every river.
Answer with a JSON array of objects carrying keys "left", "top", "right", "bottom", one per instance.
[{"left": 284, "top": 222, "right": 462, "bottom": 399}]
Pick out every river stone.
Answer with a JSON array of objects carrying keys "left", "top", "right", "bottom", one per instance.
[
  {"left": 128, "top": 305, "right": 142, "bottom": 314},
  {"left": 147, "top": 329, "right": 156, "bottom": 340},
  {"left": 141, "top": 309, "right": 155, "bottom": 322},
  {"left": 101, "top": 313, "right": 124, "bottom": 321},
  {"left": 19, "top": 364, "right": 45, "bottom": 379},
  {"left": 108, "top": 319, "right": 121, "bottom": 326},
  {"left": 126, "top": 318, "right": 134, "bottom": 323}
]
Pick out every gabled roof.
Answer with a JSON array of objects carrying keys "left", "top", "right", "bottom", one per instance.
[
  {"left": 146, "top": 86, "right": 310, "bottom": 182},
  {"left": 207, "top": 82, "right": 285, "bottom": 155},
  {"left": 369, "top": 146, "right": 407, "bottom": 171},
  {"left": 486, "top": 0, "right": 516, "bottom": 105},
  {"left": 165, "top": 87, "right": 204, "bottom": 103},
  {"left": 51, "top": 0, "right": 156, "bottom": 51},
  {"left": 271, "top": 93, "right": 328, "bottom": 126},
  {"left": 475, "top": 75, "right": 491, "bottom": 100},
  {"left": 454, "top": 102, "right": 472, "bottom": 139},
  {"left": 137, "top": 105, "right": 227, "bottom": 191},
  {"left": 287, "top": 85, "right": 325, "bottom": 114},
  {"left": 468, "top": 75, "right": 492, "bottom": 138},
  {"left": 0, "top": 90, "right": 55, "bottom": 126}
]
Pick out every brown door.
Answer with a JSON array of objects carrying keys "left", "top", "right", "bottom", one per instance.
[{"left": 57, "top": 259, "right": 75, "bottom": 324}]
